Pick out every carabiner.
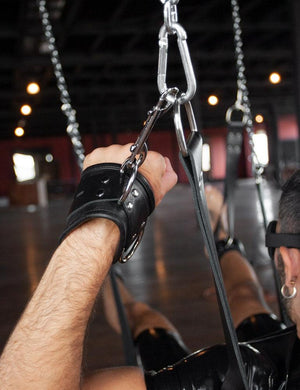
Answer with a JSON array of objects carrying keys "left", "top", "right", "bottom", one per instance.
[
  {"left": 173, "top": 99, "right": 198, "bottom": 156},
  {"left": 157, "top": 23, "right": 196, "bottom": 105}
]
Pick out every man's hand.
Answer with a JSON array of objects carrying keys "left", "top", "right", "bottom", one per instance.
[{"left": 83, "top": 144, "right": 178, "bottom": 205}]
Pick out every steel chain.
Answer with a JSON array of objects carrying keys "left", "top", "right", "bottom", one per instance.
[
  {"left": 230, "top": 0, "right": 264, "bottom": 178},
  {"left": 37, "top": 0, "right": 85, "bottom": 169}
]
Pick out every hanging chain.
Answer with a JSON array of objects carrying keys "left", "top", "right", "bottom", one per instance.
[
  {"left": 37, "top": 0, "right": 85, "bottom": 169},
  {"left": 230, "top": 0, "right": 264, "bottom": 179}
]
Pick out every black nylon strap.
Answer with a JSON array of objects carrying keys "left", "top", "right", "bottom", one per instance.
[
  {"left": 179, "top": 132, "right": 249, "bottom": 390},
  {"left": 224, "top": 123, "right": 244, "bottom": 238}
]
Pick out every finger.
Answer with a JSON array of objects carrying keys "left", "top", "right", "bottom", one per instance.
[
  {"left": 83, "top": 144, "right": 133, "bottom": 170},
  {"left": 155, "top": 157, "right": 178, "bottom": 205},
  {"left": 138, "top": 151, "right": 166, "bottom": 183}
]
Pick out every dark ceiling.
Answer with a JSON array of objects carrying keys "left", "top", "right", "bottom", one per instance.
[{"left": 0, "top": 0, "right": 297, "bottom": 141}]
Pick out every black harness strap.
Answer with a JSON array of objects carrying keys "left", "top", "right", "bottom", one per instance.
[
  {"left": 255, "top": 179, "right": 268, "bottom": 232},
  {"left": 180, "top": 132, "right": 249, "bottom": 390},
  {"left": 224, "top": 123, "right": 244, "bottom": 238}
]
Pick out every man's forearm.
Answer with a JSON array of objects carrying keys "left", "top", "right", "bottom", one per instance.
[{"left": 0, "top": 219, "right": 119, "bottom": 390}]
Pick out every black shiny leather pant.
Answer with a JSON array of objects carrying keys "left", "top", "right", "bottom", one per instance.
[{"left": 135, "top": 313, "right": 299, "bottom": 389}]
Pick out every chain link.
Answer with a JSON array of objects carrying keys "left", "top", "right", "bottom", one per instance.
[
  {"left": 159, "top": 0, "right": 179, "bottom": 5},
  {"left": 230, "top": 0, "right": 263, "bottom": 177},
  {"left": 37, "top": 0, "right": 85, "bottom": 169}
]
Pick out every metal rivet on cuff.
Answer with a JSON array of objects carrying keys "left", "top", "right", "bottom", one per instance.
[
  {"left": 96, "top": 189, "right": 105, "bottom": 198},
  {"left": 76, "top": 190, "right": 84, "bottom": 198}
]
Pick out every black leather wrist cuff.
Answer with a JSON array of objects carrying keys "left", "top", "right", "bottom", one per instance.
[
  {"left": 60, "top": 163, "right": 155, "bottom": 263},
  {"left": 215, "top": 237, "right": 246, "bottom": 261}
]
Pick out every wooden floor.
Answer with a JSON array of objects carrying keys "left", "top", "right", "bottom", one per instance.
[{"left": 0, "top": 178, "right": 282, "bottom": 372}]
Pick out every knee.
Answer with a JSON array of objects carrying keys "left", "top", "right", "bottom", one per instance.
[{"left": 228, "top": 280, "right": 264, "bottom": 304}]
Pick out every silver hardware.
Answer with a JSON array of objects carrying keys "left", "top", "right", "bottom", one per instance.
[
  {"left": 119, "top": 87, "right": 178, "bottom": 204},
  {"left": 76, "top": 190, "right": 84, "bottom": 198},
  {"left": 160, "top": 0, "right": 179, "bottom": 5},
  {"left": 132, "top": 189, "right": 139, "bottom": 197},
  {"left": 225, "top": 237, "right": 234, "bottom": 249},
  {"left": 119, "top": 222, "right": 146, "bottom": 263},
  {"left": 101, "top": 177, "right": 110, "bottom": 184},
  {"left": 119, "top": 162, "right": 140, "bottom": 204},
  {"left": 127, "top": 87, "right": 178, "bottom": 166},
  {"left": 127, "top": 202, "right": 134, "bottom": 210},
  {"left": 120, "top": 0, "right": 197, "bottom": 205},
  {"left": 37, "top": 0, "right": 85, "bottom": 170},
  {"left": 229, "top": 0, "right": 263, "bottom": 177},
  {"left": 162, "top": 0, "right": 179, "bottom": 32},
  {"left": 157, "top": 6, "right": 196, "bottom": 104},
  {"left": 97, "top": 189, "right": 105, "bottom": 198},
  {"left": 173, "top": 100, "right": 198, "bottom": 157},
  {"left": 225, "top": 90, "right": 247, "bottom": 126},
  {"left": 118, "top": 0, "right": 197, "bottom": 260}
]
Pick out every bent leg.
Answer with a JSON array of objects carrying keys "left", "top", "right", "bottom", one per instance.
[
  {"left": 205, "top": 185, "right": 272, "bottom": 328},
  {"left": 102, "top": 274, "right": 190, "bottom": 371},
  {"left": 220, "top": 249, "right": 271, "bottom": 327},
  {"left": 102, "top": 274, "right": 179, "bottom": 339}
]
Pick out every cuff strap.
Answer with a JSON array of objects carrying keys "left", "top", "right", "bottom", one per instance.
[{"left": 60, "top": 163, "right": 155, "bottom": 263}]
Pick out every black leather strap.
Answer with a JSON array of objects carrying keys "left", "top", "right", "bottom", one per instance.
[
  {"left": 224, "top": 123, "right": 244, "bottom": 238},
  {"left": 179, "top": 131, "right": 249, "bottom": 390},
  {"left": 60, "top": 163, "right": 155, "bottom": 263}
]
